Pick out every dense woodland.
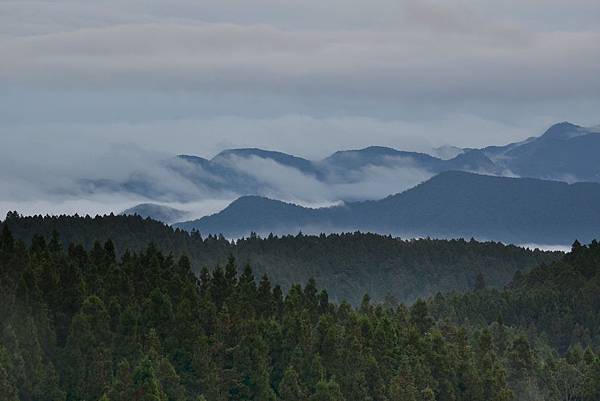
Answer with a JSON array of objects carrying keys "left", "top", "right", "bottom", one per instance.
[
  {"left": 0, "top": 213, "right": 558, "bottom": 304},
  {"left": 430, "top": 239, "right": 600, "bottom": 354},
  {"left": 1, "top": 219, "right": 600, "bottom": 400}
]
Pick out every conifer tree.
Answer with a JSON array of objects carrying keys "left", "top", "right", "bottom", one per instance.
[
  {"left": 311, "top": 379, "right": 345, "bottom": 401},
  {"left": 133, "top": 356, "right": 166, "bottom": 401},
  {"left": 278, "top": 366, "right": 307, "bottom": 401}
]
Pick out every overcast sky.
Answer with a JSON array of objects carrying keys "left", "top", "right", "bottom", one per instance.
[{"left": 1, "top": 0, "right": 599, "bottom": 216}]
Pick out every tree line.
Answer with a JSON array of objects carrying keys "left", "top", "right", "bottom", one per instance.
[{"left": 0, "top": 212, "right": 559, "bottom": 304}]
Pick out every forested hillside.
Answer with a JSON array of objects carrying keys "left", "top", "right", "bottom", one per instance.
[
  {"left": 0, "top": 213, "right": 558, "bottom": 304},
  {"left": 2, "top": 225, "right": 600, "bottom": 401},
  {"left": 431, "top": 240, "right": 600, "bottom": 353}
]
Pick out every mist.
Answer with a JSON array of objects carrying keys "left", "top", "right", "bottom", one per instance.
[{"left": 0, "top": 140, "right": 438, "bottom": 220}]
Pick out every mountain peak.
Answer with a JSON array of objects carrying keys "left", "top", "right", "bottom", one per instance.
[
  {"left": 541, "top": 122, "right": 583, "bottom": 140},
  {"left": 122, "top": 203, "right": 189, "bottom": 224},
  {"left": 211, "top": 148, "right": 319, "bottom": 176},
  {"left": 357, "top": 146, "right": 400, "bottom": 154},
  {"left": 177, "top": 154, "right": 210, "bottom": 164},
  {"left": 213, "top": 148, "right": 287, "bottom": 160},
  {"left": 445, "top": 149, "right": 497, "bottom": 172},
  {"left": 226, "top": 195, "right": 306, "bottom": 213},
  {"left": 230, "top": 194, "right": 274, "bottom": 205},
  {"left": 325, "top": 146, "right": 399, "bottom": 159}
]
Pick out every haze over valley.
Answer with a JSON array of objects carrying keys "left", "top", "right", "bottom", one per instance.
[{"left": 3, "top": 121, "right": 600, "bottom": 246}]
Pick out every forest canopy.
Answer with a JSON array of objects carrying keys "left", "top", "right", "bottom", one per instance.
[
  {"left": 1, "top": 220, "right": 600, "bottom": 400},
  {"left": 0, "top": 213, "right": 559, "bottom": 304}
]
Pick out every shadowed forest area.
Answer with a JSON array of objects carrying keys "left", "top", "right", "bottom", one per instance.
[
  {"left": 1, "top": 218, "right": 600, "bottom": 400},
  {"left": 0, "top": 213, "right": 558, "bottom": 305}
]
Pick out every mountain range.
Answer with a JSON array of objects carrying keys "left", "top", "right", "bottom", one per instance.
[
  {"left": 111, "top": 121, "right": 600, "bottom": 207},
  {"left": 114, "top": 121, "right": 600, "bottom": 244},
  {"left": 171, "top": 122, "right": 600, "bottom": 196},
  {"left": 175, "top": 171, "right": 600, "bottom": 244},
  {"left": 479, "top": 122, "right": 600, "bottom": 182}
]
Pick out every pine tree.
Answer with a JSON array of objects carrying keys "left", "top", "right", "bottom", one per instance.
[
  {"left": 132, "top": 356, "right": 166, "bottom": 401},
  {"left": 311, "top": 379, "right": 345, "bottom": 401},
  {"left": 157, "top": 358, "right": 186, "bottom": 401},
  {"left": 421, "top": 387, "right": 435, "bottom": 401},
  {"left": 585, "top": 358, "right": 600, "bottom": 401},
  {"left": 0, "top": 358, "right": 19, "bottom": 401},
  {"left": 474, "top": 273, "right": 486, "bottom": 291},
  {"left": 410, "top": 299, "right": 433, "bottom": 335},
  {"left": 257, "top": 274, "right": 273, "bottom": 317},
  {"left": 278, "top": 366, "right": 307, "bottom": 401},
  {"left": 108, "top": 360, "right": 135, "bottom": 401},
  {"left": 508, "top": 335, "right": 535, "bottom": 396},
  {"left": 388, "top": 368, "right": 418, "bottom": 401}
]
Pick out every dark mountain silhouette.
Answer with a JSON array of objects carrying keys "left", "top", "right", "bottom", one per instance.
[{"left": 176, "top": 171, "right": 600, "bottom": 244}]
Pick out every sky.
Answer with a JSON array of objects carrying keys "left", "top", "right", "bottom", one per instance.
[{"left": 1, "top": 0, "right": 600, "bottom": 217}]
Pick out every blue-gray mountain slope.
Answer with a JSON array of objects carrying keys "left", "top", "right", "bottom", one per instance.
[{"left": 175, "top": 171, "right": 600, "bottom": 244}]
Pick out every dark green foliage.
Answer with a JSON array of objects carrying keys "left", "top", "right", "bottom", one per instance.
[
  {"left": 132, "top": 356, "right": 165, "bottom": 401},
  {"left": 277, "top": 367, "right": 307, "bottom": 401},
  {"left": 310, "top": 380, "right": 344, "bottom": 401},
  {"left": 0, "top": 213, "right": 558, "bottom": 304},
  {"left": 2, "top": 222, "right": 600, "bottom": 401},
  {"left": 430, "top": 240, "right": 600, "bottom": 353}
]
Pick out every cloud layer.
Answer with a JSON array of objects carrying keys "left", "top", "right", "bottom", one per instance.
[
  {"left": 3, "top": 21, "right": 599, "bottom": 101},
  {"left": 0, "top": 140, "right": 433, "bottom": 218}
]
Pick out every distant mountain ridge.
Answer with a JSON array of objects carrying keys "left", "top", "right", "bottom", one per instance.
[
  {"left": 174, "top": 122, "right": 600, "bottom": 189},
  {"left": 121, "top": 203, "right": 189, "bottom": 224},
  {"left": 478, "top": 122, "right": 600, "bottom": 182},
  {"left": 175, "top": 171, "right": 600, "bottom": 244},
  {"left": 82, "top": 121, "right": 600, "bottom": 206}
]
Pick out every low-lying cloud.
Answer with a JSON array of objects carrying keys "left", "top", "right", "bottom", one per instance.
[
  {"left": 0, "top": 136, "right": 438, "bottom": 220},
  {"left": 216, "top": 154, "right": 435, "bottom": 205},
  {"left": 0, "top": 138, "right": 234, "bottom": 218}
]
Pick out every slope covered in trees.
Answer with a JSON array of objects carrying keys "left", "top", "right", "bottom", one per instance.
[
  {"left": 0, "top": 213, "right": 558, "bottom": 304},
  {"left": 2, "top": 225, "right": 600, "bottom": 401},
  {"left": 431, "top": 240, "right": 600, "bottom": 354}
]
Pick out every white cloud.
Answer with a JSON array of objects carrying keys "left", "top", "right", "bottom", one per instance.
[
  {"left": 210, "top": 153, "right": 436, "bottom": 204},
  {"left": 330, "top": 164, "right": 434, "bottom": 201}
]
